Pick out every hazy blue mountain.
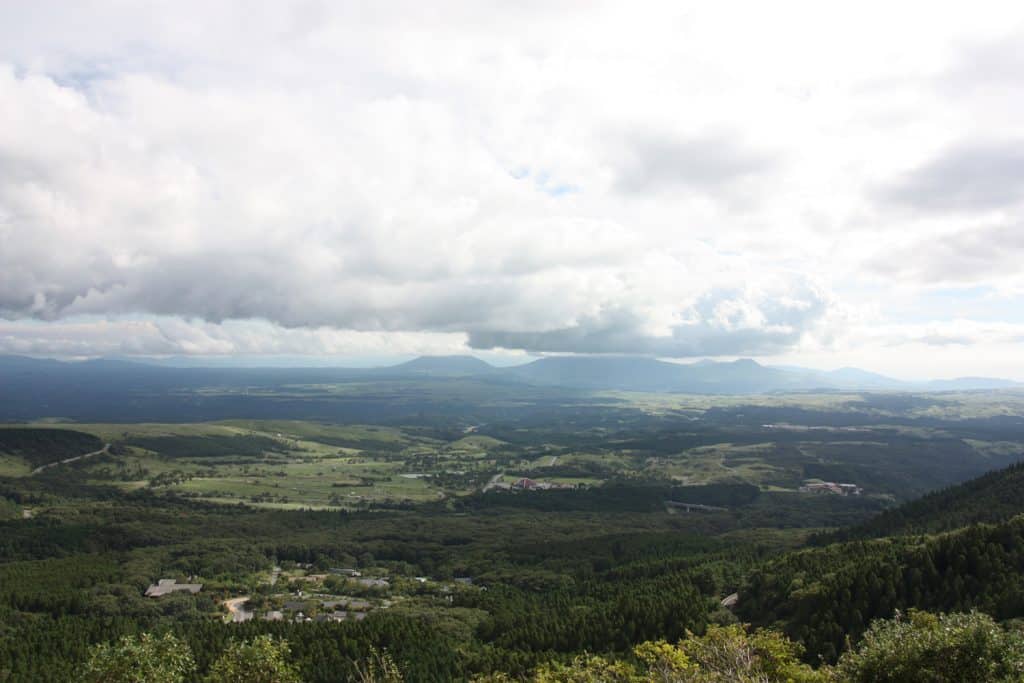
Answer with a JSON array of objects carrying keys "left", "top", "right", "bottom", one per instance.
[
  {"left": 823, "top": 367, "right": 905, "bottom": 389},
  {"left": 0, "top": 353, "right": 1019, "bottom": 397},
  {"left": 0, "top": 355, "right": 65, "bottom": 370},
  {"left": 767, "top": 365, "right": 1021, "bottom": 392},
  {"left": 384, "top": 355, "right": 496, "bottom": 376},
  {"left": 500, "top": 356, "right": 827, "bottom": 393},
  {"left": 680, "top": 358, "right": 823, "bottom": 393},
  {"left": 923, "top": 377, "right": 1021, "bottom": 390},
  {"left": 502, "top": 355, "right": 687, "bottom": 391}
]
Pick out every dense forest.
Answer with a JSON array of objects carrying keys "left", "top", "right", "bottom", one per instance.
[
  {"left": 740, "top": 514, "right": 1024, "bottom": 661},
  {"left": 825, "top": 461, "right": 1024, "bottom": 541}
]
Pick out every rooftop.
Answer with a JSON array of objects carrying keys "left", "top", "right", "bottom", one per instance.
[{"left": 144, "top": 578, "right": 203, "bottom": 597}]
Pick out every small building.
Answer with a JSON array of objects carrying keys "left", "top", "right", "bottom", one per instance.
[
  {"left": 298, "top": 573, "right": 328, "bottom": 583},
  {"left": 145, "top": 579, "right": 203, "bottom": 597},
  {"left": 317, "top": 610, "right": 360, "bottom": 622},
  {"left": 800, "top": 480, "right": 862, "bottom": 496},
  {"left": 512, "top": 478, "right": 538, "bottom": 490},
  {"left": 263, "top": 610, "right": 284, "bottom": 621},
  {"left": 330, "top": 568, "right": 362, "bottom": 577}
]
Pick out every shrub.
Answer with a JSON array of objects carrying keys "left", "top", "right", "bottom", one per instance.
[{"left": 837, "top": 610, "right": 1024, "bottom": 682}]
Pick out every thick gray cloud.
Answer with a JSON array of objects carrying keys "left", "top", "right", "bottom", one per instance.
[
  {"left": 878, "top": 141, "right": 1024, "bottom": 212},
  {"left": 869, "top": 222, "right": 1024, "bottom": 284},
  {"left": 942, "top": 30, "right": 1024, "bottom": 93},
  {"left": 469, "top": 286, "right": 828, "bottom": 356},
  {"left": 613, "top": 132, "right": 773, "bottom": 195},
  {"left": 0, "top": 59, "right": 833, "bottom": 359},
  {"left": 0, "top": 316, "right": 469, "bottom": 358}
]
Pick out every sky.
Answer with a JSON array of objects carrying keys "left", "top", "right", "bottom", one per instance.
[{"left": 1, "top": 1, "right": 1023, "bottom": 379}]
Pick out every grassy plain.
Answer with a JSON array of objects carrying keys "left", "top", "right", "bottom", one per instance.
[{"left": 4, "top": 388, "right": 1024, "bottom": 511}]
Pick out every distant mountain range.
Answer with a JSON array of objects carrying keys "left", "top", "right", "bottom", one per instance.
[
  {"left": 0, "top": 353, "right": 1019, "bottom": 395},
  {"left": 386, "top": 355, "right": 496, "bottom": 376}
]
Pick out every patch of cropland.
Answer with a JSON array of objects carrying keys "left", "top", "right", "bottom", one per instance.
[{"left": 123, "top": 434, "right": 287, "bottom": 459}]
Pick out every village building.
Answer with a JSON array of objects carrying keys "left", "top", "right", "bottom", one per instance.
[
  {"left": 144, "top": 579, "right": 203, "bottom": 597},
  {"left": 799, "top": 480, "right": 863, "bottom": 496},
  {"left": 330, "top": 568, "right": 362, "bottom": 577}
]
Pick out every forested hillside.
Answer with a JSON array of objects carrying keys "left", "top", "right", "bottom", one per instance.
[
  {"left": 0, "top": 428, "right": 104, "bottom": 470},
  {"left": 828, "top": 461, "right": 1024, "bottom": 541},
  {"left": 730, "top": 462, "right": 1024, "bottom": 662},
  {"left": 742, "top": 514, "right": 1024, "bottom": 660}
]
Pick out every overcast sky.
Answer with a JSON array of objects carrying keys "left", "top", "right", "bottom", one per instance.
[{"left": 1, "top": 1, "right": 1023, "bottom": 378}]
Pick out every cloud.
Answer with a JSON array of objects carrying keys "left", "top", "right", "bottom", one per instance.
[
  {"left": 469, "top": 282, "right": 831, "bottom": 356},
  {"left": 0, "top": 63, "right": 838, "bottom": 358},
  {"left": 877, "top": 141, "right": 1024, "bottom": 213},
  {"left": 942, "top": 30, "right": 1024, "bottom": 94},
  {"left": 0, "top": 2, "right": 1023, "bottom": 366},
  {"left": 867, "top": 222, "right": 1024, "bottom": 285},
  {"left": 0, "top": 316, "right": 469, "bottom": 358},
  {"left": 870, "top": 319, "right": 1024, "bottom": 348},
  {"left": 612, "top": 131, "right": 774, "bottom": 196}
]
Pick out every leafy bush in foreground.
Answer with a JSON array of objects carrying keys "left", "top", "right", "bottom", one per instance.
[
  {"left": 473, "top": 624, "right": 826, "bottom": 682},
  {"left": 836, "top": 610, "right": 1024, "bottom": 683}
]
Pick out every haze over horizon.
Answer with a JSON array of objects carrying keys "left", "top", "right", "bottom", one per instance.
[{"left": 3, "top": 2, "right": 1024, "bottom": 380}]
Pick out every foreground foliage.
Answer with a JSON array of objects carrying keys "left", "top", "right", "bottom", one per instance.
[
  {"left": 80, "top": 613, "right": 1024, "bottom": 682},
  {"left": 740, "top": 514, "right": 1024, "bottom": 661},
  {"left": 205, "top": 635, "right": 302, "bottom": 683},
  {"left": 82, "top": 634, "right": 302, "bottom": 683},
  {"left": 835, "top": 610, "right": 1024, "bottom": 683},
  {"left": 492, "top": 625, "right": 826, "bottom": 683},
  {"left": 82, "top": 633, "right": 195, "bottom": 683}
]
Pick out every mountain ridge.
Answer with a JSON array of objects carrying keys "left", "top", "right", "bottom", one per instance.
[{"left": 0, "top": 353, "right": 1019, "bottom": 394}]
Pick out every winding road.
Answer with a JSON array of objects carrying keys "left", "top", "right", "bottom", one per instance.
[
  {"left": 31, "top": 443, "right": 111, "bottom": 475},
  {"left": 482, "top": 472, "right": 504, "bottom": 492},
  {"left": 223, "top": 596, "right": 254, "bottom": 623}
]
